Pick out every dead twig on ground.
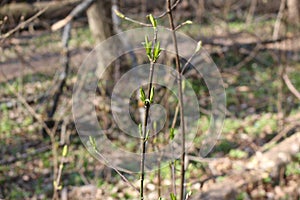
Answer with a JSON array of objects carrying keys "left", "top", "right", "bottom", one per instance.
[
  {"left": 0, "top": 6, "right": 48, "bottom": 43},
  {"left": 260, "top": 121, "right": 300, "bottom": 152},
  {"left": 283, "top": 72, "right": 300, "bottom": 101}
]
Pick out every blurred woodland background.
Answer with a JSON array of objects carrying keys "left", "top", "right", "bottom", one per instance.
[{"left": 0, "top": 0, "right": 300, "bottom": 199}]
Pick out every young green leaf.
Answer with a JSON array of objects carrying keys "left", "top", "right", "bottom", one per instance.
[
  {"left": 147, "top": 14, "right": 157, "bottom": 28},
  {"left": 170, "top": 193, "right": 177, "bottom": 200},
  {"left": 143, "top": 36, "right": 152, "bottom": 60},
  {"left": 89, "top": 136, "right": 96, "bottom": 149},
  {"left": 195, "top": 41, "right": 202, "bottom": 53},
  {"left": 62, "top": 145, "right": 68, "bottom": 157},
  {"left": 153, "top": 41, "right": 161, "bottom": 61},
  {"left": 170, "top": 128, "right": 175, "bottom": 140},
  {"left": 140, "top": 87, "right": 146, "bottom": 103},
  {"left": 150, "top": 86, "right": 155, "bottom": 103},
  {"left": 145, "top": 130, "right": 150, "bottom": 141},
  {"left": 184, "top": 20, "right": 193, "bottom": 24}
]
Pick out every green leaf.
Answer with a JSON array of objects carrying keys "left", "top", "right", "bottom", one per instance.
[
  {"left": 195, "top": 41, "right": 202, "bottom": 53},
  {"left": 153, "top": 41, "right": 161, "bottom": 61},
  {"left": 147, "top": 14, "right": 157, "bottom": 28},
  {"left": 170, "top": 128, "right": 175, "bottom": 140},
  {"left": 150, "top": 86, "right": 155, "bottom": 103},
  {"left": 145, "top": 130, "right": 150, "bottom": 141},
  {"left": 143, "top": 36, "right": 152, "bottom": 60},
  {"left": 170, "top": 193, "right": 177, "bottom": 200},
  {"left": 140, "top": 87, "right": 146, "bottom": 102},
  {"left": 89, "top": 136, "right": 96, "bottom": 149},
  {"left": 62, "top": 145, "right": 68, "bottom": 157}
]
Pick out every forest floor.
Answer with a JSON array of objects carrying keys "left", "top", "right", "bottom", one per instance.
[{"left": 0, "top": 18, "right": 300, "bottom": 200}]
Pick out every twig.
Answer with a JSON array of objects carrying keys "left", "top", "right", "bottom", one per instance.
[
  {"left": 166, "top": 0, "right": 186, "bottom": 199},
  {"left": 175, "top": 20, "right": 193, "bottom": 31},
  {"left": 114, "top": 9, "right": 152, "bottom": 27},
  {"left": 231, "top": 43, "right": 262, "bottom": 70},
  {"left": 181, "top": 52, "right": 197, "bottom": 75},
  {"left": 155, "top": 0, "right": 181, "bottom": 19},
  {"left": 92, "top": 145, "right": 139, "bottom": 192},
  {"left": 47, "top": 22, "right": 71, "bottom": 121},
  {"left": 170, "top": 104, "right": 179, "bottom": 195},
  {"left": 246, "top": 0, "right": 257, "bottom": 24},
  {"left": 260, "top": 121, "right": 300, "bottom": 152},
  {"left": 140, "top": 27, "right": 159, "bottom": 200},
  {"left": 283, "top": 72, "right": 300, "bottom": 101},
  {"left": 273, "top": 0, "right": 286, "bottom": 40},
  {"left": 0, "top": 6, "right": 48, "bottom": 42}
]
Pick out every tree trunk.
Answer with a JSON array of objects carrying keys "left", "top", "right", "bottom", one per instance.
[
  {"left": 287, "top": 0, "right": 300, "bottom": 25},
  {"left": 86, "top": 0, "right": 114, "bottom": 94}
]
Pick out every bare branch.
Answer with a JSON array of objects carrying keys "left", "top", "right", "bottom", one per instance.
[
  {"left": 0, "top": 6, "right": 48, "bottom": 42},
  {"left": 114, "top": 9, "right": 152, "bottom": 27},
  {"left": 166, "top": 0, "right": 186, "bottom": 199},
  {"left": 156, "top": 0, "right": 181, "bottom": 19},
  {"left": 283, "top": 72, "right": 300, "bottom": 100}
]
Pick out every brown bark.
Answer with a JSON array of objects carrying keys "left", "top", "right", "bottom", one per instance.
[
  {"left": 86, "top": 0, "right": 113, "bottom": 44},
  {"left": 86, "top": 0, "right": 114, "bottom": 94},
  {"left": 287, "top": 0, "right": 300, "bottom": 25}
]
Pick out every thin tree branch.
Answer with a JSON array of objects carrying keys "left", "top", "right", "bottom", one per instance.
[
  {"left": 92, "top": 147, "right": 139, "bottom": 192},
  {"left": 47, "top": 22, "right": 71, "bottom": 119},
  {"left": 0, "top": 6, "right": 48, "bottom": 42},
  {"left": 283, "top": 72, "right": 300, "bottom": 101},
  {"left": 273, "top": 0, "right": 286, "bottom": 40},
  {"left": 140, "top": 27, "right": 159, "bottom": 200},
  {"left": 156, "top": 0, "right": 181, "bottom": 19},
  {"left": 175, "top": 20, "right": 192, "bottom": 31},
  {"left": 114, "top": 9, "right": 152, "bottom": 27},
  {"left": 166, "top": 0, "right": 186, "bottom": 199}
]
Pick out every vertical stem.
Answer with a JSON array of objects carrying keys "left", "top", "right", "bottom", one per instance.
[
  {"left": 166, "top": 0, "right": 186, "bottom": 199},
  {"left": 157, "top": 158, "right": 161, "bottom": 197},
  {"left": 140, "top": 28, "right": 158, "bottom": 199},
  {"left": 140, "top": 61, "right": 154, "bottom": 200}
]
